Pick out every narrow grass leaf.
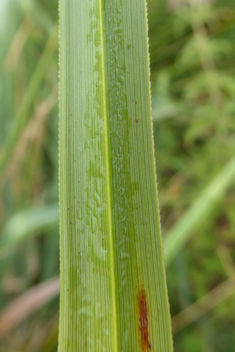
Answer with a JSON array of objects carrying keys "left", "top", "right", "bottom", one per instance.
[
  {"left": 0, "top": 26, "right": 57, "bottom": 178},
  {"left": 164, "top": 156, "right": 235, "bottom": 266},
  {"left": 59, "top": 1, "right": 173, "bottom": 351},
  {"left": 172, "top": 276, "right": 235, "bottom": 333},
  {"left": 0, "top": 276, "right": 59, "bottom": 337},
  {"left": 0, "top": 204, "right": 59, "bottom": 248}
]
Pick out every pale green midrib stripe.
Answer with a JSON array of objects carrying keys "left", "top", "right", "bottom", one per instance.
[{"left": 99, "top": 1, "right": 118, "bottom": 351}]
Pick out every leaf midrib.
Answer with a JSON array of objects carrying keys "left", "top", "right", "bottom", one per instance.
[{"left": 99, "top": 1, "right": 118, "bottom": 350}]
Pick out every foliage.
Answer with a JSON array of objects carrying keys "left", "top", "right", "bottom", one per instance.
[{"left": 0, "top": 0, "right": 235, "bottom": 351}]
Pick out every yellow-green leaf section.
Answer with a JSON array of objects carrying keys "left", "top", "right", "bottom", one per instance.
[{"left": 58, "top": 0, "right": 173, "bottom": 351}]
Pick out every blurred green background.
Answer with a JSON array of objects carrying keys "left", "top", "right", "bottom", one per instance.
[{"left": 0, "top": 0, "right": 235, "bottom": 351}]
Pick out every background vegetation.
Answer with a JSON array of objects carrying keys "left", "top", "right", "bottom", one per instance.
[{"left": 0, "top": 0, "right": 235, "bottom": 351}]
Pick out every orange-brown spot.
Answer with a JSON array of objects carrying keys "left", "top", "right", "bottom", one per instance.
[{"left": 138, "top": 289, "right": 151, "bottom": 351}]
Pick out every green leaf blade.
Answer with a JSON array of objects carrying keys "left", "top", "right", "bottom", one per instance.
[{"left": 59, "top": 1, "right": 173, "bottom": 351}]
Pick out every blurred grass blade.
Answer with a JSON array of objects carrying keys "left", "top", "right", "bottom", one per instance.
[
  {"left": 0, "top": 204, "right": 58, "bottom": 248},
  {"left": 164, "top": 156, "right": 235, "bottom": 266},
  {"left": 0, "top": 276, "right": 59, "bottom": 337},
  {"left": 59, "top": 0, "right": 173, "bottom": 351},
  {"left": 0, "top": 25, "right": 57, "bottom": 178},
  {"left": 18, "top": 0, "right": 54, "bottom": 34},
  {"left": 0, "top": 0, "right": 20, "bottom": 148},
  {"left": 172, "top": 276, "right": 235, "bottom": 333}
]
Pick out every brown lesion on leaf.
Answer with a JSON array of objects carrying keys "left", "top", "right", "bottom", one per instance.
[{"left": 138, "top": 288, "right": 151, "bottom": 351}]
